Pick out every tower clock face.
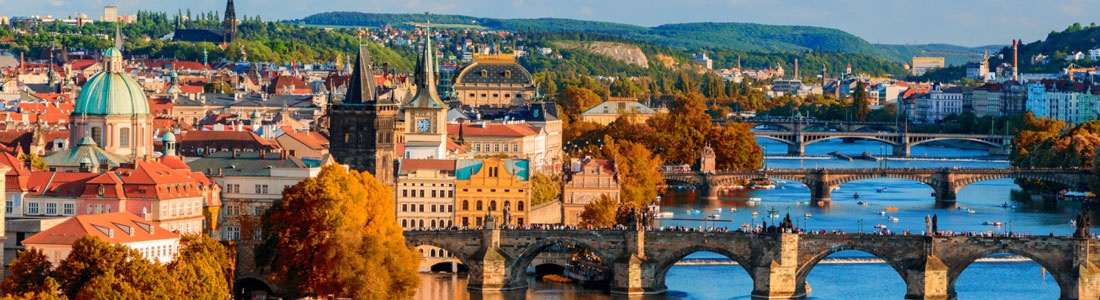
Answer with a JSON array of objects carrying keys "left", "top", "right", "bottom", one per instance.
[{"left": 417, "top": 119, "right": 431, "bottom": 132}]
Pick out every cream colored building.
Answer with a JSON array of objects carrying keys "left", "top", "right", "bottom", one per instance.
[
  {"left": 562, "top": 158, "right": 619, "bottom": 225},
  {"left": 453, "top": 54, "right": 536, "bottom": 108},
  {"left": 449, "top": 122, "right": 549, "bottom": 173},
  {"left": 395, "top": 159, "right": 462, "bottom": 272},
  {"left": 581, "top": 99, "right": 657, "bottom": 126}
]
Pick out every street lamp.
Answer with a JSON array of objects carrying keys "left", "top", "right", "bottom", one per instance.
[{"left": 858, "top": 218, "right": 864, "bottom": 234}]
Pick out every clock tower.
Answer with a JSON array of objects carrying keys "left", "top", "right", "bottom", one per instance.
[{"left": 403, "top": 26, "right": 447, "bottom": 159}]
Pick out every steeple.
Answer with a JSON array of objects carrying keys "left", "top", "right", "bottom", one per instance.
[
  {"left": 223, "top": 0, "right": 238, "bottom": 43},
  {"left": 344, "top": 44, "right": 378, "bottom": 104},
  {"left": 114, "top": 24, "right": 123, "bottom": 51},
  {"left": 406, "top": 24, "right": 445, "bottom": 109}
]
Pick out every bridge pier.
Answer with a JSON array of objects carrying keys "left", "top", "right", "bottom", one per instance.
[
  {"left": 893, "top": 144, "right": 910, "bottom": 156},
  {"left": 930, "top": 171, "right": 958, "bottom": 206},
  {"left": 468, "top": 217, "right": 527, "bottom": 292},
  {"left": 787, "top": 142, "right": 804, "bottom": 156},
  {"left": 612, "top": 227, "right": 664, "bottom": 295},
  {"left": 699, "top": 181, "right": 719, "bottom": 201},
  {"left": 805, "top": 170, "right": 833, "bottom": 204},
  {"left": 751, "top": 233, "right": 804, "bottom": 299},
  {"left": 904, "top": 255, "right": 950, "bottom": 300}
]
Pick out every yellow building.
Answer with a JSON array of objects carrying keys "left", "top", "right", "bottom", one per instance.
[
  {"left": 453, "top": 54, "right": 536, "bottom": 108},
  {"left": 581, "top": 98, "right": 657, "bottom": 126},
  {"left": 454, "top": 158, "right": 530, "bottom": 228}
]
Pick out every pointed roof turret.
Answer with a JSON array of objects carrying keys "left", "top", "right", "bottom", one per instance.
[
  {"left": 343, "top": 44, "right": 378, "bottom": 104},
  {"left": 406, "top": 25, "right": 445, "bottom": 109}
]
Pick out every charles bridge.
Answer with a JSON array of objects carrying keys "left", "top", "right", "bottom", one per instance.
[
  {"left": 662, "top": 167, "right": 1091, "bottom": 204},
  {"left": 404, "top": 220, "right": 1100, "bottom": 300}
]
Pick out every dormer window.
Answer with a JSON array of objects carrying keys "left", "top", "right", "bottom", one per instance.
[
  {"left": 481, "top": 70, "right": 488, "bottom": 77},
  {"left": 504, "top": 70, "right": 512, "bottom": 78}
]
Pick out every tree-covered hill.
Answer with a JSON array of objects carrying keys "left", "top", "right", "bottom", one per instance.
[{"left": 294, "top": 12, "right": 1000, "bottom": 64}]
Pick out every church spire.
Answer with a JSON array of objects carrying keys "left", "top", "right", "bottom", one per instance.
[
  {"left": 223, "top": 0, "right": 238, "bottom": 43},
  {"left": 406, "top": 23, "right": 444, "bottom": 109},
  {"left": 344, "top": 44, "right": 377, "bottom": 104}
]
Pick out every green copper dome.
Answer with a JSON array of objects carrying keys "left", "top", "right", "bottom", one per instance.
[
  {"left": 103, "top": 47, "right": 122, "bottom": 58},
  {"left": 73, "top": 71, "right": 151, "bottom": 117}
]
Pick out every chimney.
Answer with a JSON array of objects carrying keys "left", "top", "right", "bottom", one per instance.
[
  {"left": 794, "top": 58, "right": 799, "bottom": 80},
  {"left": 280, "top": 150, "right": 286, "bottom": 159},
  {"left": 1013, "top": 39, "right": 1019, "bottom": 81}
]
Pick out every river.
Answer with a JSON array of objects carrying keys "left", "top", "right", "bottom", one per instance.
[{"left": 414, "top": 139, "right": 1078, "bottom": 300}]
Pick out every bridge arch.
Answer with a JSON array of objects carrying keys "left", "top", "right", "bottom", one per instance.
[
  {"left": 753, "top": 135, "right": 796, "bottom": 146},
  {"left": 429, "top": 261, "right": 469, "bottom": 273},
  {"left": 952, "top": 172, "right": 1081, "bottom": 191},
  {"left": 908, "top": 137, "right": 1002, "bottom": 149},
  {"left": 795, "top": 243, "right": 910, "bottom": 294},
  {"left": 406, "top": 238, "right": 474, "bottom": 267},
  {"left": 946, "top": 246, "right": 1071, "bottom": 298},
  {"left": 801, "top": 136, "right": 900, "bottom": 148},
  {"left": 507, "top": 236, "right": 615, "bottom": 284},
  {"left": 235, "top": 277, "right": 276, "bottom": 300},
  {"left": 652, "top": 244, "right": 755, "bottom": 291}
]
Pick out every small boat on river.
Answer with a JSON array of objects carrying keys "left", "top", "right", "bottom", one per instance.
[{"left": 857, "top": 200, "right": 868, "bottom": 206}]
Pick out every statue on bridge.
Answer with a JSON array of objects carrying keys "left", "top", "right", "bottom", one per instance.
[
  {"left": 1073, "top": 208, "right": 1091, "bottom": 238},
  {"left": 925, "top": 215, "right": 932, "bottom": 236},
  {"left": 932, "top": 214, "right": 939, "bottom": 236},
  {"left": 502, "top": 203, "right": 512, "bottom": 228}
]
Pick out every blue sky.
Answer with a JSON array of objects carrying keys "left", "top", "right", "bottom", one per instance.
[{"left": 7, "top": 0, "right": 1098, "bottom": 47}]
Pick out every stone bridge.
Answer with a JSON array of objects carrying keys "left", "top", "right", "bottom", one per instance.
[
  {"left": 405, "top": 225, "right": 1100, "bottom": 299},
  {"left": 662, "top": 168, "right": 1090, "bottom": 204},
  {"left": 746, "top": 119, "right": 902, "bottom": 133},
  {"left": 754, "top": 130, "right": 1013, "bottom": 156}
]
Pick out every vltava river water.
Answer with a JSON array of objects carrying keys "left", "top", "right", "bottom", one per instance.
[{"left": 414, "top": 139, "right": 1078, "bottom": 299}]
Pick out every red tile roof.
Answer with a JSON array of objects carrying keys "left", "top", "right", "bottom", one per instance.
[
  {"left": 21, "top": 212, "right": 179, "bottom": 246},
  {"left": 447, "top": 123, "right": 540, "bottom": 137},
  {"left": 400, "top": 159, "right": 456, "bottom": 173},
  {"left": 266, "top": 75, "right": 311, "bottom": 95},
  {"left": 177, "top": 130, "right": 279, "bottom": 154},
  {"left": 279, "top": 129, "right": 328, "bottom": 150},
  {"left": 0, "top": 151, "right": 30, "bottom": 191}
]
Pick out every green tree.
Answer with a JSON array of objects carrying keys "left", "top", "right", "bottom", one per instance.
[
  {"left": 1, "top": 248, "right": 55, "bottom": 296},
  {"left": 530, "top": 174, "right": 561, "bottom": 206},
  {"left": 851, "top": 80, "right": 869, "bottom": 121},
  {"left": 256, "top": 164, "right": 420, "bottom": 299}
]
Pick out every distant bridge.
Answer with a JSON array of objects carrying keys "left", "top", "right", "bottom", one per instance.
[
  {"left": 406, "top": 224, "right": 1100, "bottom": 299},
  {"left": 754, "top": 131, "right": 1013, "bottom": 156},
  {"left": 744, "top": 119, "right": 1013, "bottom": 156},
  {"left": 663, "top": 168, "right": 1089, "bottom": 204}
]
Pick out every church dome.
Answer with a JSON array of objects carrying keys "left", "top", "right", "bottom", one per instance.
[
  {"left": 72, "top": 48, "right": 150, "bottom": 117},
  {"left": 163, "top": 131, "right": 177, "bottom": 142}
]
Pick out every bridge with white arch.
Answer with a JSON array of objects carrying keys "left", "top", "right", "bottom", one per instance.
[
  {"left": 663, "top": 168, "right": 1090, "bottom": 204},
  {"left": 754, "top": 130, "right": 1013, "bottom": 156}
]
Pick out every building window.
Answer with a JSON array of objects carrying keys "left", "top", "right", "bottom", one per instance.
[
  {"left": 490, "top": 201, "right": 497, "bottom": 211},
  {"left": 227, "top": 205, "right": 240, "bottom": 216},
  {"left": 462, "top": 200, "right": 469, "bottom": 210},
  {"left": 5, "top": 200, "right": 11, "bottom": 214},
  {"left": 476, "top": 201, "right": 483, "bottom": 211},
  {"left": 475, "top": 144, "right": 481, "bottom": 151},
  {"left": 431, "top": 190, "right": 437, "bottom": 198},
  {"left": 513, "top": 144, "right": 518, "bottom": 152},
  {"left": 26, "top": 202, "right": 39, "bottom": 215},
  {"left": 63, "top": 201, "right": 75, "bottom": 215},
  {"left": 494, "top": 144, "right": 500, "bottom": 152},
  {"left": 253, "top": 206, "right": 264, "bottom": 216},
  {"left": 402, "top": 189, "right": 408, "bottom": 197},
  {"left": 45, "top": 202, "right": 57, "bottom": 215},
  {"left": 254, "top": 228, "right": 262, "bottom": 241},
  {"left": 91, "top": 127, "right": 103, "bottom": 146},
  {"left": 119, "top": 128, "right": 130, "bottom": 147},
  {"left": 419, "top": 204, "right": 424, "bottom": 212},
  {"left": 402, "top": 204, "right": 408, "bottom": 212},
  {"left": 518, "top": 201, "right": 525, "bottom": 211},
  {"left": 225, "top": 227, "right": 240, "bottom": 240}
]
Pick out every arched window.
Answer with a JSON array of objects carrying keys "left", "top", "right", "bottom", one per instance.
[
  {"left": 518, "top": 201, "right": 525, "bottom": 211},
  {"left": 430, "top": 219, "right": 437, "bottom": 228},
  {"left": 418, "top": 219, "right": 424, "bottom": 228},
  {"left": 119, "top": 128, "right": 130, "bottom": 147},
  {"left": 401, "top": 219, "right": 407, "bottom": 227},
  {"left": 462, "top": 200, "right": 469, "bottom": 210},
  {"left": 430, "top": 249, "right": 437, "bottom": 257},
  {"left": 476, "top": 201, "right": 483, "bottom": 211},
  {"left": 490, "top": 201, "right": 497, "bottom": 211}
]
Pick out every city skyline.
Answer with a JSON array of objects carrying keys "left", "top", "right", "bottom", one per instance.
[{"left": 8, "top": 0, "right": 1099, "bottom": 47}]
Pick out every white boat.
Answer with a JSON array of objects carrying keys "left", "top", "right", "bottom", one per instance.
[
  {"left": 748, "top": 197, "right": 762, "bottom": 203},
  {"left": 804, "top": 212, "right": 812, "bottom": 217},
  {"left": 857, "top": 200, "right": 868, "bottom": 206},
  {"left": 689, "top": 209, "right": 701, "bottom": 215},
  {"left": 657, "top": 212, "right": 675, "bottom": 219},
  {"left": 878, "top": 210, "right": 886, "bottom": 215},
  {"left": 968, "top": 209, "right": 976, "bottom": 214},
  {"left": 730, "top": 207, "right": 738, "bottom": 212},
  {"left": 714, "top": 208, "right": 722, "bottom": 213},
  {"left": 889, "top": 216, "right": 899, "bottom": 222},
  {"left": 708, "top": 214, "right": 721, "bottom": 220},
  {"left": 752, "top": 211, "right": 759, "bottom": 217},
  {"left": 874, "top": 224, "right": 888, "bottom": 229}
]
